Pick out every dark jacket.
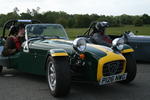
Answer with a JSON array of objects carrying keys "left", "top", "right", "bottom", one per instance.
[
  {"left": 91, "top": 33, "right": 112, "bottom": 47},
  {"left": 2, "top": 36, "right": 21, "bottom": 56}
]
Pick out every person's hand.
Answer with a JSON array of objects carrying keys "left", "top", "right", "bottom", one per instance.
[
  {"left": 10, "top": 49, "right": 17, "bottom": 53},
  {"left": 12, "top": 49, "right": 16, "bottom": 52}
]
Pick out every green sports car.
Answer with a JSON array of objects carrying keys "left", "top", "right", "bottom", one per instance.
[{"left": 0, "top": 20, "right": 137, "bottom": 97}]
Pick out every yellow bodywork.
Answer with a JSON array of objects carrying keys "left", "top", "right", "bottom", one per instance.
[
  {"left": 121, "top": 49, "right": 134, "bottom": 53},
  {"left": 51, "top": 53, "right": 68, "bottom": 57},
  {"left": 89, "top": 44, "right": 126, "bottom": 81},
  {"left": 50, "top": 39, "right": 129, "bottom": 81}
]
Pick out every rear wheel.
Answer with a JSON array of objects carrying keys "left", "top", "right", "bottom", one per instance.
[
  {"left": 46, "top": 56, "right": 71, "bottom": 97},
  {"left": 0, "top": 66, "right": 3, "bottom": 73},
  {"left": 120, "top": 53, "right": 137, "bottom": 84}
]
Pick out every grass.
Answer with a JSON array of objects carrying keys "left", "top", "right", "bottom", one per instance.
[{"left": 66, "top": 25, "right": 150, "bottom": 39}]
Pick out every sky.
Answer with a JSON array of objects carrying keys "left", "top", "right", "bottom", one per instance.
[{"left": 0, "top": 0, "right": 150, "bottom": 15}]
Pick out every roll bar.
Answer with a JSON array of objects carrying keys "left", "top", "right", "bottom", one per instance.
[{"left": 2, "top": 19, "right": 41, "bottom": 38}]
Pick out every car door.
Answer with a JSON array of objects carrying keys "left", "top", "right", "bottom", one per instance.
[{"left": 18, "top": 41, "right": 46, "bottom": 75}]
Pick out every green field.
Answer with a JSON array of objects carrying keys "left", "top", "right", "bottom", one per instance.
[
  {"left": 1, "top": 25, "right": 150, "bottom": 40},
  {"left": 66, "top": 25, "right": 150, "bottom": 39}
]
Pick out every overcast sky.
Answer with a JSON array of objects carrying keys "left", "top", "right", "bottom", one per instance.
[{"left": 0, "top": 0, "right": 150, "bottom": 15}]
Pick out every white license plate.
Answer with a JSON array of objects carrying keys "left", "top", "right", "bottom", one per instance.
[{"left": 99, "top": 73, "right": 127, "bottom": 85}]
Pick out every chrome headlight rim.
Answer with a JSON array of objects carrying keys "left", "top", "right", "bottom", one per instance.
[
  {"left": 112, "top": 38, "right": 124, "bottom": 51},
  {"left": 73, "top": 38, "right": 87, "bottom": 53}
]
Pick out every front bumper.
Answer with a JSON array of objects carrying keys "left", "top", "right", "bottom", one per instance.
[{"left": 96, "top": 49, "right": 126, "bottom": 81}]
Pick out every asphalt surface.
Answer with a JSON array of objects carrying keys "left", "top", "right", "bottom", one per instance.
[{"left": 0, "top": 62, "right": 150, "bottom": 100}]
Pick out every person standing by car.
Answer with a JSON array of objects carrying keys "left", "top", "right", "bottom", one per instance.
[{"left": 2, "top": 24, "right": 25, "bottom": 56}]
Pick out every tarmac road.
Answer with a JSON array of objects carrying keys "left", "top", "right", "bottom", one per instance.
[{"left": 0, "top": 62, "right": 150, "bottom": 100}]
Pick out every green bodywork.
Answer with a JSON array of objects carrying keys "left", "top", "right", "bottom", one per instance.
[
  {"left": 0, "top": 38, "right": 132, "bottom": 82},
  {"left": 0, "top": 39, "right": 108, "bottom": 81}
]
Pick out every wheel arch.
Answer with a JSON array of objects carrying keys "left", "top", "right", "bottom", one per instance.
[{"left": 44, "top": 49, "right": 69, "bottom": 71}]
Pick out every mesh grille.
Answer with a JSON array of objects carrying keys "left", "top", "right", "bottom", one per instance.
[{"left": 103, "top": 60, "right": 124, "bottom": 76}]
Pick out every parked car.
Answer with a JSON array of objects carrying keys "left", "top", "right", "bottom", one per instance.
[
  {"left": 79, "top": 21, "right": 150, "bottom": 62},
  {"left": 117, "top": 32, "right": 150, "bottom": 62},
  {"left": 0, "top": 20, "right": 137, "bottom": 97}
]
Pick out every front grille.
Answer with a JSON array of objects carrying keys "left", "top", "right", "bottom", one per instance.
[{"left": 103, "top": 60, "right": 124, "bottom": 76}]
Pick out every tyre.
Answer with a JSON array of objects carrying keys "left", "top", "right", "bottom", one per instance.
[
  {"left": 120, "top": 53, "right": 137, "bottom": 84},
  {"left": 46, "top": 56, "right": 71, "bottom": 97},
  {"left": 0, "top": 66, "right": 3, "bottom": 73}
]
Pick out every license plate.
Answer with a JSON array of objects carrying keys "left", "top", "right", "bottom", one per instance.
[{"left": 99, "top": 73, "right": 127, "bottom": 85}]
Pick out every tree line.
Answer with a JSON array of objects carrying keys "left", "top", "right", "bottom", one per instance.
[{"left": 0, "top": 7, "right": 150, "bottom": 28}]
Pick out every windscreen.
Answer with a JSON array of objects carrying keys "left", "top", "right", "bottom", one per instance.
[{"left": 26, "top": 24, "right": 68, "bottom": 39}]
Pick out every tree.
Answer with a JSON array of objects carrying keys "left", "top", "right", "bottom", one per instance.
[
  {"left": 67, "top": 16, "right": 75, "bottom": 28},
  {"left": 141, "top": 14, "right": 150, "bottom": 24},
  {"left": 20, "top": 13, "right": 32, "bottom": 19},
  {"left": 13, "top": 7, "right": 19, "bottom": 15},
  {"left": 119, "top": 14, "right": 134, "bottom": 25},
  {"left": 27, "top": 8, "right": 32, "bottom": 15},
  {"left": 90, "top": 14, "right": 99, "bottom": 22},
  {"left": 0, "top": 14, "right": 7, "bottom": 27},
  {"left": 74, "top": 14, "right": 91, "bottom": 28},
  {"left": 31, "top": 7, "right": 40, "bottom": 16},
  {"left": 133, "top": 17, "right": 143, "bottom": 26},
  {"left": 0, "top": 8, "right": 149, "bottom": 28},
  {"left": 110, "top": 16, "right": 121, "bottom": 27},
  {"left": 56, "top": 18, "right": 68, "bottom": 27}
]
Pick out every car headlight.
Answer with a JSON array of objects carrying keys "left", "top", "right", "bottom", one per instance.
[
  {"left": 73, "top": 38, "right": 86, "bottom": 53},
  {"left": 112, "top": 38, "right": 124, "bottom": 50}
]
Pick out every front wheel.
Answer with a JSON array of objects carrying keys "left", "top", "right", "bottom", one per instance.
[
  {"left": 0, "top": 66, "right": 3, "bottom": 73},
  {"left": 120, "top": 53, "right": 137, "bottom": 84},
  {"left": 46, "top": 56, "right": 71, "bottom": 97}
]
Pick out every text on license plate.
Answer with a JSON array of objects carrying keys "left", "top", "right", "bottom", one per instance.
[{"left": 99, "top": 73, "right": 127, "bottom": 85}]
